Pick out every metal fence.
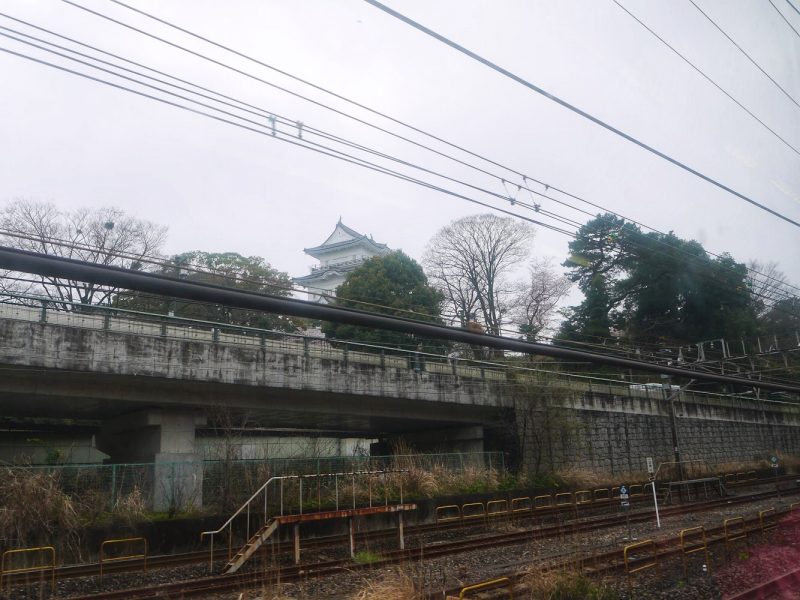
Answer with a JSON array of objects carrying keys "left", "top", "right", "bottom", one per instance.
[{"left": 0, "top": 452, "right": 504, "bottom": 514}]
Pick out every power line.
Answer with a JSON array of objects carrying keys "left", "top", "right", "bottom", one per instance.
[
  {"left": 56, "top": 1, "right": 589, "bottom": 222},
  {"left": 47, "top": 4, "right": 800, "bottom": 296},
  {"left": 363, "top": 0, "right": 800, "bottom": 228},
  {"left": 0, "top": 20, "right": 582, "bottom": 231},
  {"left": 3, "top": 32, "right": 797, "bottom": 326},
  {"left": 2, "top": 246, "right": 799, "bottom": 392},
  {"left": 613, "top": 0, "right": 800, "bottom": 157},
  {"left": 687, "top": 0, "right": 800, "bottom": 110},
  {"left": 0, "top": 42, "right": 578, "bottom": 241},
  {"left": 4, "top": 13, "right": 799, "bottom": 317},
  {"left": 787, "top": 0, "right": 800, "bottom": 18},
  {"left": 769, "top": 0, "right": 800, "bottom": 39}
]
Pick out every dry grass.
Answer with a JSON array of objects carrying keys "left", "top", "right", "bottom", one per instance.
[
  {"left": 521, "top": 567, "right": 615, "bottom": 600},
  {"left": 350, "top": 567, "right": 422, "bottom": 600},
  {"left": 0, "top": 466, "right": 82, "bottom": 554},
  {"left": 112, "top": 485, "right": 147, "bottom": 526}
]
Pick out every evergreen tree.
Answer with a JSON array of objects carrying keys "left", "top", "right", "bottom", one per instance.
[{"left": 322, "top": 251, "right": 444, "bottom": 351}]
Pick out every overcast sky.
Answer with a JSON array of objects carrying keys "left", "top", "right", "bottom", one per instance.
[{"left": 1, "top": 0, "right": 798, "bottom": 302}]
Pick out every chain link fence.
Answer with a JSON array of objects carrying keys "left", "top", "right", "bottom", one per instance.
[{"left": 0, "top": 451, "right": 504, "bottom": 516}]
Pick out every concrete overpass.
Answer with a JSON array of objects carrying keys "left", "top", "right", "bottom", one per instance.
[{"left": 0, "top": 302, "right": 516, "bottom": 465}]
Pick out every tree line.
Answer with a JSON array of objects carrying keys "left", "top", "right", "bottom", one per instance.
[{"left": 1, "top": 199, "right": 797, "bottom": 351}]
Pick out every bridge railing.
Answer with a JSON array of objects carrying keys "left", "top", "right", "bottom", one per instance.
[{"left": 1, "top": 294, "right": 798, "bottom": 410}]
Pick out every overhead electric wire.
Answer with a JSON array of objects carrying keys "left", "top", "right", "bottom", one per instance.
[
  {"left": 0, "top": 24, "right": 581, "bottom": 238},
  {"left": 3, "top": 13, "right": 799, "bottom": 323},
  {"left": 2, "top": 224, "right": 784, "bottom": 367},
  {"left": 0, "top": 40, "right": 792, "bottom": 338},
  {"left": 46, "top": 3, "right": 800, "bottom": 297},
  {"left": 5, "top": 248, "right": 798, "bottom": 382},
  {"left": 687, "top": 0, "right": 800, "bottom": 110},
  {"left": 0, "top": 17, "right": 579, "bottom": 232},
  {"left": 613, "top": 0, "right": 800, "bottom": 157},
  {"left": 787, "top": 0, "right": 800, "bottom": 17},
  {"left": 0, "top": 43, "right": 581, "bottom": 245},
  {"left": 363, "top": 0, "right": 800, "bottom": 228},
  {"left": 769, "top": 0, "right": 800, "bottom": 39},
  {"left": 4, "top": 246, "right": 800, "bottom": 392},
  {"left": 55, "top": 0, "right": 590, "bottom": 222}
]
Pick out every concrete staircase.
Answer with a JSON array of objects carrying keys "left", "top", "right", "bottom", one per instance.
[{"left": 223, "top": 518, "right": 279, "bottom": 574}]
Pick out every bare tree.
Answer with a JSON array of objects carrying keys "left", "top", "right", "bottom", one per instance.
[
  {"left": 513, "top": 257, "right": 572, "bottom": 341},
  {"left": 423, "top": 214, "right": 533, "bottom": 335},
  {"left": 0, "top": 199, "right": 167, "bottom": 308},
  {"left": 747, "top": 260, "right": 790, "bottom": 316}
]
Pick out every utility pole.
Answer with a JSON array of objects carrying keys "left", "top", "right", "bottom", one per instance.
[{"left": 662, "top": 376, "right": 696, "bottom": 483}]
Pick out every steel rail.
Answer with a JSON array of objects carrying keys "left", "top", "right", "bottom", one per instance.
[
  {"left": 1, "top": 247, "right": 798, "bottom": 393},
  {"left": 41, "top": 485, "right": 800, "bottom": 600}
]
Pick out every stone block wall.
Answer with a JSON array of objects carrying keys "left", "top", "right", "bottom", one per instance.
[{"left": 518, "top": 391, "right": 800, "bottom": 477}]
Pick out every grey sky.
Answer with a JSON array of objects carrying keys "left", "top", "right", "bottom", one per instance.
[{"left": 1, "top": 0, "right": 798, "bottom": 300}]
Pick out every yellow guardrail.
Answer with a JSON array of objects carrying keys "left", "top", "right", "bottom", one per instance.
[
  {"left": 510, "top": 497, "right": 532, "bottom": 513},
  {"left": 724, "top": 516, "right": 747, "bottom": 551},
  {"left": 456, "top": 576, "right": 513, "bottom": 598},
  {"left": 759, "top": 508, "right": 777, "bottom": 539},
  {"left": 724, "top": 473, "right": 736, "bottom": 484},
  {"left": 99, "top": 537, "right": 147, "bottom": 580},
  {"left": 629, "top": 484, "right": 643, "bottom": 497},
  {"left": 593, "top": 488, "right": 610, "bottom": 501},
  {"left": 554, "top": 492, "right": 573, "bottom": 506},
  {"left": 611, "top": 486, "right": 621, "bottom": 498},
  {"left": 680, "top": 526, "right": 710, "bottom": 577},
  {"left": 461, "top": 502, "right": 486, "bottom": 520},
  {"left": 624, "top": 539, "right": 658, "bottom": 578},
  {"left": 435, "top": 504, "right": 462, "bottom": 523},
  {"left": 575, "top": 490, "right": 592, "bottom": 505},
  {"left": 736, "top": 472, "right": 747, "bottom": 482},
  {"left": 0, "top": 546, "right": 56, "bottom": 592},
  {"left": 487, "top": 500, "right": 509, "bottom": 516},
  {"left": 534, "top": 494, "right": 553, "bottom": 509},
  {"left": 746, "top": 470, "right": 757, "bottom": 481}
]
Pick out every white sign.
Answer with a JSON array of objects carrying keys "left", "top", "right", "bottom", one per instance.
[
  {"left": 646, "top": 457, "right": 655, "bottom": 474},
  {"left": 620, "top": 485, "right": 629, "bottom": 504}
]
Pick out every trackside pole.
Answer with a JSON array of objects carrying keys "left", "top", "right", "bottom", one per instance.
[
  {"left": 649, "top": 481, "right": 661, "bottom": 528},
  {"left": 398, "top": 513, "right": 405, "bottom": 550}
]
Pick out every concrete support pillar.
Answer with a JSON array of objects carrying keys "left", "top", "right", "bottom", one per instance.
[{"left": 98, "top": 409, "right": 206, "bottom": 512}]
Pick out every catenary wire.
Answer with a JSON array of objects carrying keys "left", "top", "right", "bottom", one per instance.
[
  {"left": 0, "top": 26, "right": 581, "bottom": 237},
  {"left": 55, "top": 1, "right": 592, "bottom": 221},
  {"left": 0, "top": 20, "right": 583, "bottom": 232},
  {"left": 687, "top": 0, "right": 800, "bottom": 110},
  {"left": 52, "top": 2, "right": 800, "bottom": 295},
  {"left": 1, "top": 41, "right": 792, "bottom": 342},
  {"left": 0, "top": 45, "right": 582, "bottom": 244},
  {"left": 769, "top": 0, "right": 800, "bottom": 39},
  {"left": 2, "top": 18, "right": 799, "bottom": 322},
  {"left": 363, "top": 0, "right": 800, "bottom": 228},
  {"left": 612, "top": 0, "right": 800, "bottom": 156}
]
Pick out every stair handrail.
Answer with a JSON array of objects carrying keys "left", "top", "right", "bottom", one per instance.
[{"left": 200, "top": 468, "right": 407, "bottom": 571}]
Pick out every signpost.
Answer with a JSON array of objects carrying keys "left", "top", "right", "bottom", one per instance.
[
  {"left": 645, "top": 457, "right": 661, "bottom": 529},
  {"left": 620, "top": 485, "right": 633, "bottom": 540},
  {"left": 770, "top": 455, "right": 780, "bottom": 499}
]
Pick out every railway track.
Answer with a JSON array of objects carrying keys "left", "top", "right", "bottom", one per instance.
[
  {"left": 6, "top": 472, "right": 794, "bottom": 588},
  {"left": 433, "top": 498, "right": 800, "bottom": 598},
  {"left": 54, "top": 485, "right": 798, "bottom": 600}
]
